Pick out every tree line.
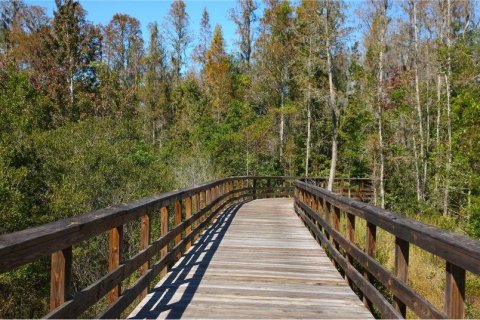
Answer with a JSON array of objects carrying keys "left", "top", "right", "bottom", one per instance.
[{"left": 0, "top": 0, "right": 479, "bottom": 316}]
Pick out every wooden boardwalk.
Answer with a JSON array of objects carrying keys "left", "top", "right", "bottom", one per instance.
[{"left": 128, "top": 199, "right": 373, "bottom": 319}]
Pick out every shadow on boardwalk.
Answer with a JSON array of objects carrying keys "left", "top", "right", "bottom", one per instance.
[{"left": 129, "top": 201, "right": 247, "bottom": 319}]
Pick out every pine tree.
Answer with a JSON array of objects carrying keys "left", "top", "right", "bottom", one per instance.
[
  {"left": 166, "top": 0, "right": 190, "bottom": 81},
  {"left": 203, "top": 25, "right": 232, "bottom": 122}
]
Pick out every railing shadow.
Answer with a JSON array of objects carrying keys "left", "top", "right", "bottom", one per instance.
[{"left": 129, "top": 200, "right": 248, "bottom": 319}]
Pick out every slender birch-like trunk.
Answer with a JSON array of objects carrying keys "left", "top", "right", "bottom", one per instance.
[
  {"left": 412, "top": 1, "right": 425, "bottom": 200},
  {"left": 326, "top": 1, "right": 338, "bottom": 192},
  {"left": 279, "top": 90, "right": 285, "bottom": 159},
  {"left": 435, "top": 73, "right": 442, "bottom": 192},
  {"left": 305, "top": 37, "right": 313, "bottom": 177},
  {"left": 443, "top": 0, "right": 452, "bottom": 216},
  {"left": 377, "top": 0, "right": 388, "bottom": 208}
]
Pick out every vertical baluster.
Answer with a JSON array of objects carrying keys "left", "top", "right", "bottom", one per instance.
[
  {"left": 160, "top": 206, "right": 168, "bottom": 277},
  {"left": 140, "top": 212, "right": 151, "bottom": 299},
  {"left": 393, "top": 237, "right": 409, "bottom": 317},
  {"left": 108, "top": 226, "right": 123, "bottom": 303},
  {"left": 200, "top": 190, "right": 206, "bottom": 230},
  {"left": 325, "top": 201, "right": 331, "bottom": 240},
  {"left": 346, "top": 212, "right": 356, "bottom": 287},
  {"left": 363, "top": 221, "right": 376, "bottom": 310},
  {"left": 332, "top": 206, "right": 341, "bottom": 250},
  {"left": 185, "top": 196, "right": 192, "bottom": 251},
  {"left": 174, "top": 200, "right": 182, "bottom": 259},
  {"left": 445, "top": 262, "right": 466, "bottom": 319},
  {"left": 205, "top": 189, "right": 210, "bottom": 226},
  {"left": 50, "top": 247, "right": 72, "bottom": 310},
  {"left": 193, "top": 193, "right": 200, "bottom": 242}
]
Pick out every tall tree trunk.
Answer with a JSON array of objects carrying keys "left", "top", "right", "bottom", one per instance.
[
  {"left": 412, "top": 1, "right": 425, "bottom": 200},
  {"left": 443, "top": 0, "right": 452, "bottom": 216},
  {"left": 305, "top": 38, "right": 312, "bottom": 177},
  {"left": 435, "top": 73, "right": 442, "bottom": 192},
  {"left": 377, "top": 0, "right": 388, "bottom": 208},
  {"left": 326, "top": 2, "right": 338, "bottom": 192},
  {"left": 444, "top": 71, "right": 452, "bottom": 216},
  {"left": 279, "top": 89, "right": 285, "bottom": 159},
  {"left": 412, "top": 123, "right": 421, "bottom": 202}
]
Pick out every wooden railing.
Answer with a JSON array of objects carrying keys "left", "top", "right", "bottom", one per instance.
[
  {"left": 0, "top": 176, "right": 318, "bottom": 318},
  {"left": 0, "top": 176, "right": 374, "bottom": 318},
  {"left": 294, "top": 180, "right": 480, "bottom": 319}
]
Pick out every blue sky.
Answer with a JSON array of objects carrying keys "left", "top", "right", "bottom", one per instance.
[
  {"left": 25, "top": 0, "right": 364, "bottom": 54},
  {"left": 25, "top": 1, "right": 249, "bottom": 52}
]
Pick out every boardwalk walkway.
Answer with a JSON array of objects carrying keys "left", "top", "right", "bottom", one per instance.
[{"left": 128, "top": 198, "right": 373, "bottom": 319}]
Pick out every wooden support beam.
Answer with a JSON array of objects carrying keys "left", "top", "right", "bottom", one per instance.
[
  {"left": 140, "top": 213, "right": 151, "bottom": 299},
  {"left": 445, "top": 261, "right": 466, "bottom": 319},
  {"left": 185, "top": 196, "right": 192, "bottom": 251},
  {"left": 393, "top": 237, "right": 409, "bottom": 317},
  {"left": 50, "top": 247, "right": 72, "bottom": 311},
  {"left": 325, "top": 201, "right": 331, "bottom": 240},
  {"left": 160, "top": 207, "right": 168, "bottom": 278},
  {"left": 333, "top": 206, "right": 341, "bottom": 250},
  {"left": 364, "top": 222, "right": 377, "bottom": 311},
  {"left": 108, "top": 226, "right": 123, "bottom": 304},
  {"left": 174, "top": 201, "right": 182, "bottom": 247},
  {"left": 201, "top": 190, "right": 207, "bottom": 233},
  {"left": 193, "top": 193, "right": 200, "bottom": 242},
  {"left": 347, "top": 213, "right": 355, "bottom": 244}
]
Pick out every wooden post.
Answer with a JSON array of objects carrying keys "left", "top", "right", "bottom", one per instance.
[
  {"left": 108, "top": 226, "right": 123, "bottom": 303},
  {"left": 140, "top": 213, "right": 151, "bottom": 299},
  {"left": 160, "top": 206, "right": 168, "bottom": 277},
  {"left": 253, "top": 179, "right": 257, "bottom": 200},
  {"left": 445, "top": 262, "right": 466, "bottom": 319},
  {"left": 364, "top": 222, "right": 377, "bottom": 310},
  {"left": 203, "top": 190, "right": 209, "bottom": 231},
  {"left": 185, "top": 196, "right": 192, "bottom": 251},
  {"left": 325, "top": 201, "right": 331, "bottom": 240},
  {"left": 333, "top": 206, "right": 341, "bottom": 250},
  {"left": 174, "top": 201, "right": 182, "bottom": 248},
  {"left": 346, "top": 212, "right": 356, "bottom": 286},
  {"left": 50, "top": 247, "right": 72, "bottom": 310},
  {"left": 193, "top": 193, "right": 200, "bottom": 242},
  {"left": 393, "top": 237, "right": 409, "bottom": 317},
  {"left": 347, "top": 213, "right": 355, "bottom": 244}
]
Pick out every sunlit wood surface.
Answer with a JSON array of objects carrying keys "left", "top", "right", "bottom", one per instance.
[{"left": 128, "top": 198, "right": 372, "bottom": 319}]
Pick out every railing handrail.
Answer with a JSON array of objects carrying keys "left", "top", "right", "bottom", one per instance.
[
  {"left": 0, "top": 176, "right": 372, "bottom": 319},
  {"left": 294, "top": 179, "right": 480, "bottom": 319},
  {"left": 295, "top": 180, "right": 480, "bottom": 274},
  {"left": 0, "top": 176, "right": 233, "bottom": 273},
  {"left": 0, "top": 175, "right": 372, "bottom": 273}
]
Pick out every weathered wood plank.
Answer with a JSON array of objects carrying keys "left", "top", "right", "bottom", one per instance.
[
  {"left": 445, "top": 262, "right": 466, "bottom": 319},
  {"left": 108, "top": 226, "right": 122, "bottom": 304},
  {"left": 295, "top": 199, "right": 446, "bottom": 319},
  {"left": 295, "top": 180, "right": 480, "bottom": 275},
  {"left": 50, "top": 247, "right": 72, "bottom": 310},
  {"left": 393, "top": 237, "right": 409, "bottom": 317},
  {"left": 140, "top": 213, "right": 151, "bottom": 299},
  {"left": 129, "top": 199, "right": 373, "bottom": 319}
]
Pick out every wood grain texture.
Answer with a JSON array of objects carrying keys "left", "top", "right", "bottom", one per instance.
[
  {"left": 295, "top": 180, "right": 480, "bottom": 275},
  {"left": 108, "top": 226, "right": 123, "bottom": 303},
  {"left": 128, "top": 199, "right": 372, "bottom": 319},
  {"left": 445, "top": 261, "right": 465, "bottom": 319},
  {"left": 140, "top": 214, "right": 151, "bottom": 299},
  {"left": 50, "top": 247, "right": 72, "bottom": 310},
  {"left": 393, "top": 237, "right": 409, "bottom": 317}
]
